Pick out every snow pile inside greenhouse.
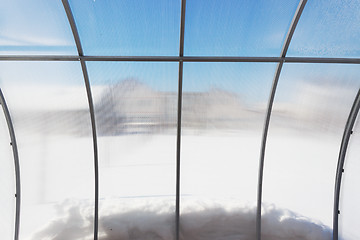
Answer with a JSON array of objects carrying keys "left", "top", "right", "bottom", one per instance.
[{"left": 30, "top": 199, "right": 331, "bottom": 240}]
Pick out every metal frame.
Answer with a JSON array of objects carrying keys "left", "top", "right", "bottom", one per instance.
[
  {"left": 2, "top": 0, "right": 360, "bottom": 239},
  {"left": 176, "top": 62, "right": 183, "bottom": 240},
  {"left": 61, "top": 1, "right": 99, "bottom": 240},
  {"left": 2, "top": 55, "right": 360, "bottom": 64},
  {"left": 176, "top": 1, "right": 186, "bottom": 239},
  {"left": 0, "top": 89, "right": 21, "bottom": 240},
  {"left": 333, "top": 88, "right": 360, "bottom": 240},
  {"left": 256, "top": 1, "right": 307, "bottom": 239}
]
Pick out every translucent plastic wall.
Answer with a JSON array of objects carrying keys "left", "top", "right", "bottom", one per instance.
[
  {"left": 1, "top": 0, "right": 360, "bottom": 240},
  {"left": 0, "top": 62, "right": 94, "bottom": 239},
  {"left": 180, "top": 63, "right": 275, "bottom": 238},
  {"left": 262, "top": 64, "right": 360, "bottom": 234},
  {"left": 87, "top": 62, "right": 178, "bottom": 238}
]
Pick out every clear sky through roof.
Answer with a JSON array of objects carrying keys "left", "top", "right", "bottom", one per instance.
[
  {"left": 184, "top": 0, "right": 299, "bottom": 56},
  {"left": 0, "top": 0, "right": 77, "bottom": 55},
  {"left": 68, "top": 0, "right": 181, "bottom": 56},
  {"left": 288, "top": 0, "right": 360, "bottom": 57}
]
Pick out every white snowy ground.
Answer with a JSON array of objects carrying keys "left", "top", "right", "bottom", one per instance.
[
  {"left": 29, "top": 198, "right": 332, "bottom": 240},
  {"left": 11, "top": 131, "right": 354, "bottom": 240}
]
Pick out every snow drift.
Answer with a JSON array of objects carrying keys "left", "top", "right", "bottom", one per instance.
[{"left": 30, "top": 199, "right": 332, "bottom": 240}]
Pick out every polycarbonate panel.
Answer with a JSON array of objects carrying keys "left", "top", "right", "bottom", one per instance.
[
  {"left": 339, "top": 115, "right": 360, "bottom": 240},
  {"left": 0, "top": 107, "right": 15, "bottom": 239},
  {"left": 184, "top": 0, "right": 299, "bottom": 56},
  {"left": 262, "top": 64, "right": 360, "bottom": 238},
  {"left": 0, "top": 0, "right": 77, "bottom": 55},
  {"left": 68, "top": 0, "right": 180, "bottom": 56},
  {"left": 87, "top": 62, "right": 178, "bottom": 239},
  {"left": 0, "top": 62, "right": 94, "bottom": 239},
  {"left": 180, "top": 63, "right": 276, "bottom": 239},
  {"left": 288, "top": 0, "right": 360, "bottom": 57}
]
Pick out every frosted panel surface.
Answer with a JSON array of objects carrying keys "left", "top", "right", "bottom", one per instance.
[
  {"left": 0, "top": 108, "right": 15, "bottom": 239},
  {"left": 288, "top": 0, "right": 360, "bottom": 57},
  {"left": 69, "top": 0, "right": 180, "bottom": 56},
  {"left": 87, "top": 62, "right": 178, "bottom": 239},
  {"left": 0, "top": 62, "right": 94, "bottom": 239},
  {"left": 184, "top": 0, "right": 299, "bottom": 56},
  {"left": 339, "top": 115, "right": 360, "bottom": 240},
  {"left": 0, "top": 0, "right": 76, "bottom": 55},
  {"left": 180, "top": 63, "right": 275, "bottom": 238},
  {"left": 262, "top": 64, "right": 360, "bottom": 237}
]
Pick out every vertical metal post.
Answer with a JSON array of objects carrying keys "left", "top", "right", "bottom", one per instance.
[
  {"left": 176, "top": 60, "right": 183, "bottom": 240},
  {"left": 61, "top": 1, "right": 99, "bottom": 239},
  {"left": 176, "top": 0, "right": 186, "bottom": 239},
  {"left": 333, "top": 88, "right": 360, "bottom": 240},
  {"left": 0, "top": 89, "right": 21, "bottom": 240},
  {"left": 256, "top": 1, "right": 307, "bottom": 240}
]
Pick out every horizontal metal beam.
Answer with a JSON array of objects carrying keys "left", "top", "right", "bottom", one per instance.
[
  {"left": 284, "top": 57, "right": 360, "bottom": 64},
  {"left": 0, "top": 55, "right": 79, "bottom": 61},
  {"left": 2, "top": 55, "right": 360, "bottom": 64},
  {"left": 84, "top": 56, "right": 180, "bottom": 62},
  {"left": 80, "top": 56, "right": 282, "bottom": 62}
]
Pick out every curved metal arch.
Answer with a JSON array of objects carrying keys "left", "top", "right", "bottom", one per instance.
[
  {"left": 0, "top": 89, "right": 21, "bottom": 240},
  {"left": 256, "top": 1, "right": 307, "bottom": 239},
  {"left": 61, "top": 1, "right": 99, "bottom": 239},
  {"left": 333, "top": 88, "right": 360, "bottom": 240}
]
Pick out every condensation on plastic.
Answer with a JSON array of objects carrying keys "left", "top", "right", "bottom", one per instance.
[
  {"left": 262, "top": 63, "right": 360, "bottom": 234},
  {"left": 288, "top": 0, "right": 360, "bottom": 58},
  {"left": 0, "top": 61, "right": 94, "bottom": 239},
  {"left": 339, "top": 115, "right": 360, "bottom": 240}
]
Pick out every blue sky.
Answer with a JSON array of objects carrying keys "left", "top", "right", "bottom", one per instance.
[
  {"left": 69, "top": 0, "right": 181, "bottom": 56},
  {"left": 85, "top": 61, "right": 277, "bottom": 103},
  {"left": 287, "top": 0, "right": 360, "bottom": 57},
  {"left": 184, "top": 0, "right": 298, "bottom": 56},
  {"left": 68, "top": 0, "right": 299, "bottom": 57},
  {"left": 1, "top": 0, "right": 360, "bottom": 97},
  {"left": 274, "top": 63, "right": 360, "bottom": 102},
  {"left": 0, "top": 0, "right": 76, "bottom": 55},
  {"left": 2, "top": 0, "right": 360, "bottom": 57},
  {"left": 86, "top": 61, "right": 179, "bottom": 91}
]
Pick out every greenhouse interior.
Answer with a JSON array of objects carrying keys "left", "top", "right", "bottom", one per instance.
[{"left": 1, "top": 0, "right": 360, "bottom": 239}]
